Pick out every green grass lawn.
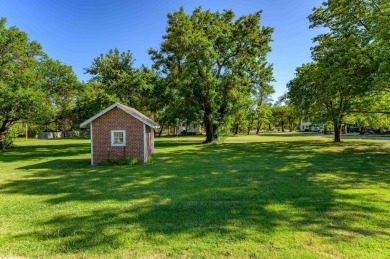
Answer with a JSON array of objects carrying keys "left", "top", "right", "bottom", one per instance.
[{"left": 0, "top": 135, "right": 389, "bottom": 258}]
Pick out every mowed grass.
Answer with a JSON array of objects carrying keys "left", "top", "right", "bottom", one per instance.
[{"left": 0, "top": 135, "right": 389, "bottom": 258}]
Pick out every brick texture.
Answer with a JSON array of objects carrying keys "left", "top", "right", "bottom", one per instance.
[
  {"left": 146, "top": 125, "right": 152, "bottom": 157},
  {"left": 92, "top": 107, "right": 146, "bottom": 164}
]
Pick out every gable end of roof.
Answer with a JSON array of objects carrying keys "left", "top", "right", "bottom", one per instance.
[{"left": 80, "top": 103, "right": 160, "bottom": 129}]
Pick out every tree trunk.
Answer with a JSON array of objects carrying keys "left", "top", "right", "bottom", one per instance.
[
  {"left": 158, "top": 125, "right": 164, "bottom": 137},
  {"left": 203, "top": 116, "right": 218, "bottom": 143},
  {"left": 256, "top": 121, "right": 262, "bottom": 134},
  {"left": 247, "top": 120, "right": 254, "bottom": 135},
  {"left": 234, "top": 124, "right": 239, "bottom": 135},
  {"left": 289, "top": 120, "right": 294, "bottom": 132},
  {"left": 281, "top": 122, "right": 285, "bottom": 132},
  {"left": 333, "top": 120, "right": 342, "bottom": 142}
]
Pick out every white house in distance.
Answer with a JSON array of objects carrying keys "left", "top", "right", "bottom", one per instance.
[{"left": 300, "top": 121, "right": 312, "bottom": 131}]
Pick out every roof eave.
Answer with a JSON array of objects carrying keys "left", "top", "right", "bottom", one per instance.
[{"left": 79, "top": 102, "right": 160, "bottom": 129}]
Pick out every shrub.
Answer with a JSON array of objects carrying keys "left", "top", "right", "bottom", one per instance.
[
  {"left": 0, "top": 135, "right": 14, "bottom": 150},
  {"left": 98, "top": 157, "right": 141, "bottom": 166},
  {"left": 0, "top": 130, "right": 17, "bottom": 150}
]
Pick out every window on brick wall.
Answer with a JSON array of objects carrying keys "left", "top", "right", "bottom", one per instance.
[{"left": 111, "top": 130, "right": 126, "bottom": 146}]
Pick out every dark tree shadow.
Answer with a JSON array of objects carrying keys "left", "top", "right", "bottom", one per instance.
[
  {"left": 19, "top": 159, "right": 90, "bottom": 170},
  {"left": 0, "top": 143, "right": 90, "bottom": 163}
]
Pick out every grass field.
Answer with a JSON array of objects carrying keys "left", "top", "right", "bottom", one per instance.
[{"left": 0, "top": 135, "right": 389, "bottom": 258}]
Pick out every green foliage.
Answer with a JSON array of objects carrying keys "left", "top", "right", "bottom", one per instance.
[
  {"left": 36, "top": 57, "right": 81, "bottom": 131},
  {"left": 0, "top": 17, "right": 46, "bottom": 148},
  {"left": 70, "top": 82, "right": 118, "bottom": 127},
  {"left": 230, "top": 98, "right": 252, "bottom": 134},
  {"left": 150, "top": 7, "right": 273, "bottom": 142},
  {"left": 0, "top": 131, "right": 15, "bottom": 150},
  {"left": 287, "top": 0, "right": 390, "bottom": 142},
  {"left": 78, "top": 49, "right": 162, "bottom": 128},
  {"left": 147, "top": 75, "right": 187, "bottom": 135},
  {"left": 85, "top": 49, "right": 155, "bottom": 110},
  {"left": 271, "top": 105, "right": 298, "bottom": 132},
  {"left": 0, "top": 135, "right": 14, "bottom": 150},
  {"left": 309, "top": 0, "right": 390, "bottom": 91},
  {"left": 98, "top": 157, "right": 141, "bottom": 166},
  {"left": 0, "top": 17, "right": 81, "bottom": 147},
  {"left": 256, "top": 104, "right": 272, "bottom": 131}
]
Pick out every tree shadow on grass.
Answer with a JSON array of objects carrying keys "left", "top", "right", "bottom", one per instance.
[
  {"left": 1, "top": 139, "right": 389, "bottom": 255},
  {"left": 0, "top": 143, "right": 90, "bottom": 163},
  {"left": 19, "top": 159, "right": 90, "bottom": 170}
]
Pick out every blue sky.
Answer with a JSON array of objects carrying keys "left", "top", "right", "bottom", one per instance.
[{"left": 1, "top": 0, "right": 324, "bottom": 101}]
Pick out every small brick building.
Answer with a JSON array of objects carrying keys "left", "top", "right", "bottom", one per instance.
[{"left": 80, "top": 103, "right": 160, "bottom": 165}]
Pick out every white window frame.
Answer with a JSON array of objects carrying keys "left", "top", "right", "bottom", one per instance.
[{"left": 111, "top": 130, "right": 126, "bottom": 146}]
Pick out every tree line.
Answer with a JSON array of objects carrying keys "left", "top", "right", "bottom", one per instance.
[
  {"left": 0, "top": 8, "right": 275, "bottom": 147},
  {"left": 1, "top": 2, "right": 389, "bottom": 148}
]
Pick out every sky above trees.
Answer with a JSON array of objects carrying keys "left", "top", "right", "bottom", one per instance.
[{"left": 1, "top": 0, "right": 324, "bottom": 101}]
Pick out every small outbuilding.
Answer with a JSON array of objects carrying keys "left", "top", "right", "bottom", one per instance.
[{"left": 80, "top": 102, "right": 160, "bottom": 165}]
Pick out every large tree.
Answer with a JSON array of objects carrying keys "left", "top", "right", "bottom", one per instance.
[
  {"left": 309, "top": 0, "right": 390, "bottom": 92},
  {"left": 85, "top": 49, "right": 155, "bottom": 111},
  {"left": 287, "top": 0, "right": 389, "bottom": 142},
  {"left": 287, "top": 40, "right": 374, "bottom": 142},
  {"left": 150, "top": 7, "right": 273, "bottom": 143},
  {"left": 79, "top": 49, "right": 162, "bottom": 128},
  {"left": 0, "top": 18, "right": 46, "bottom": 148},
  {"left": 0, "top": 18, "right": 81, "bottom": 147},
  {"left": 69, "top": 82, "right": 116, "bottom": 129},
  {"left": 37, "top": 57, "right": 80, "bottom": 131}
]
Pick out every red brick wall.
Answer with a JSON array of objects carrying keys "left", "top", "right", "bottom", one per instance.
[
  {"left": 92, "top": 107, "right": 145, "bottom": 164},
  {"left": 146, "top": 126, "right": 152, "bottom": 157}
]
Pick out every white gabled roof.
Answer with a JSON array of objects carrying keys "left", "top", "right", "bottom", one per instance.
[{"left": 80, "top": 102, "right": 160, "bottom": 129}]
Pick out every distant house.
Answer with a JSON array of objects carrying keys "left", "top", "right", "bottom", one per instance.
[
  {"left": 300, "top": 121, "right": 312, "bottom": 131},
  {"left": 300, "top": 120, "right": 323, "bottom": 132},
  {"left": 177, "top": 123, "right": 203, "bottom": 135},
  {"left": 80, "top": 103, "right": 160, "bottom": 165},
  {"left": 185, "top": 123, "right": 203, "bottom": 135}
]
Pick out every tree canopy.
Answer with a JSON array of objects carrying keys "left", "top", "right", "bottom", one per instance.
[
  {"left": 150, "top": 7, "right": 273, "bottom": 142},
  {"left": 287, "top": 0, "right": 390, "bottom": 142},
  {"left": 0, "top": 17, "right": 45, "bottom": 147},
  {"left": 80, "top": 48, "right": 158, "bottom": 124},
  {"left": 0, "top": 18, "right": 80, "bottom": 148}
]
